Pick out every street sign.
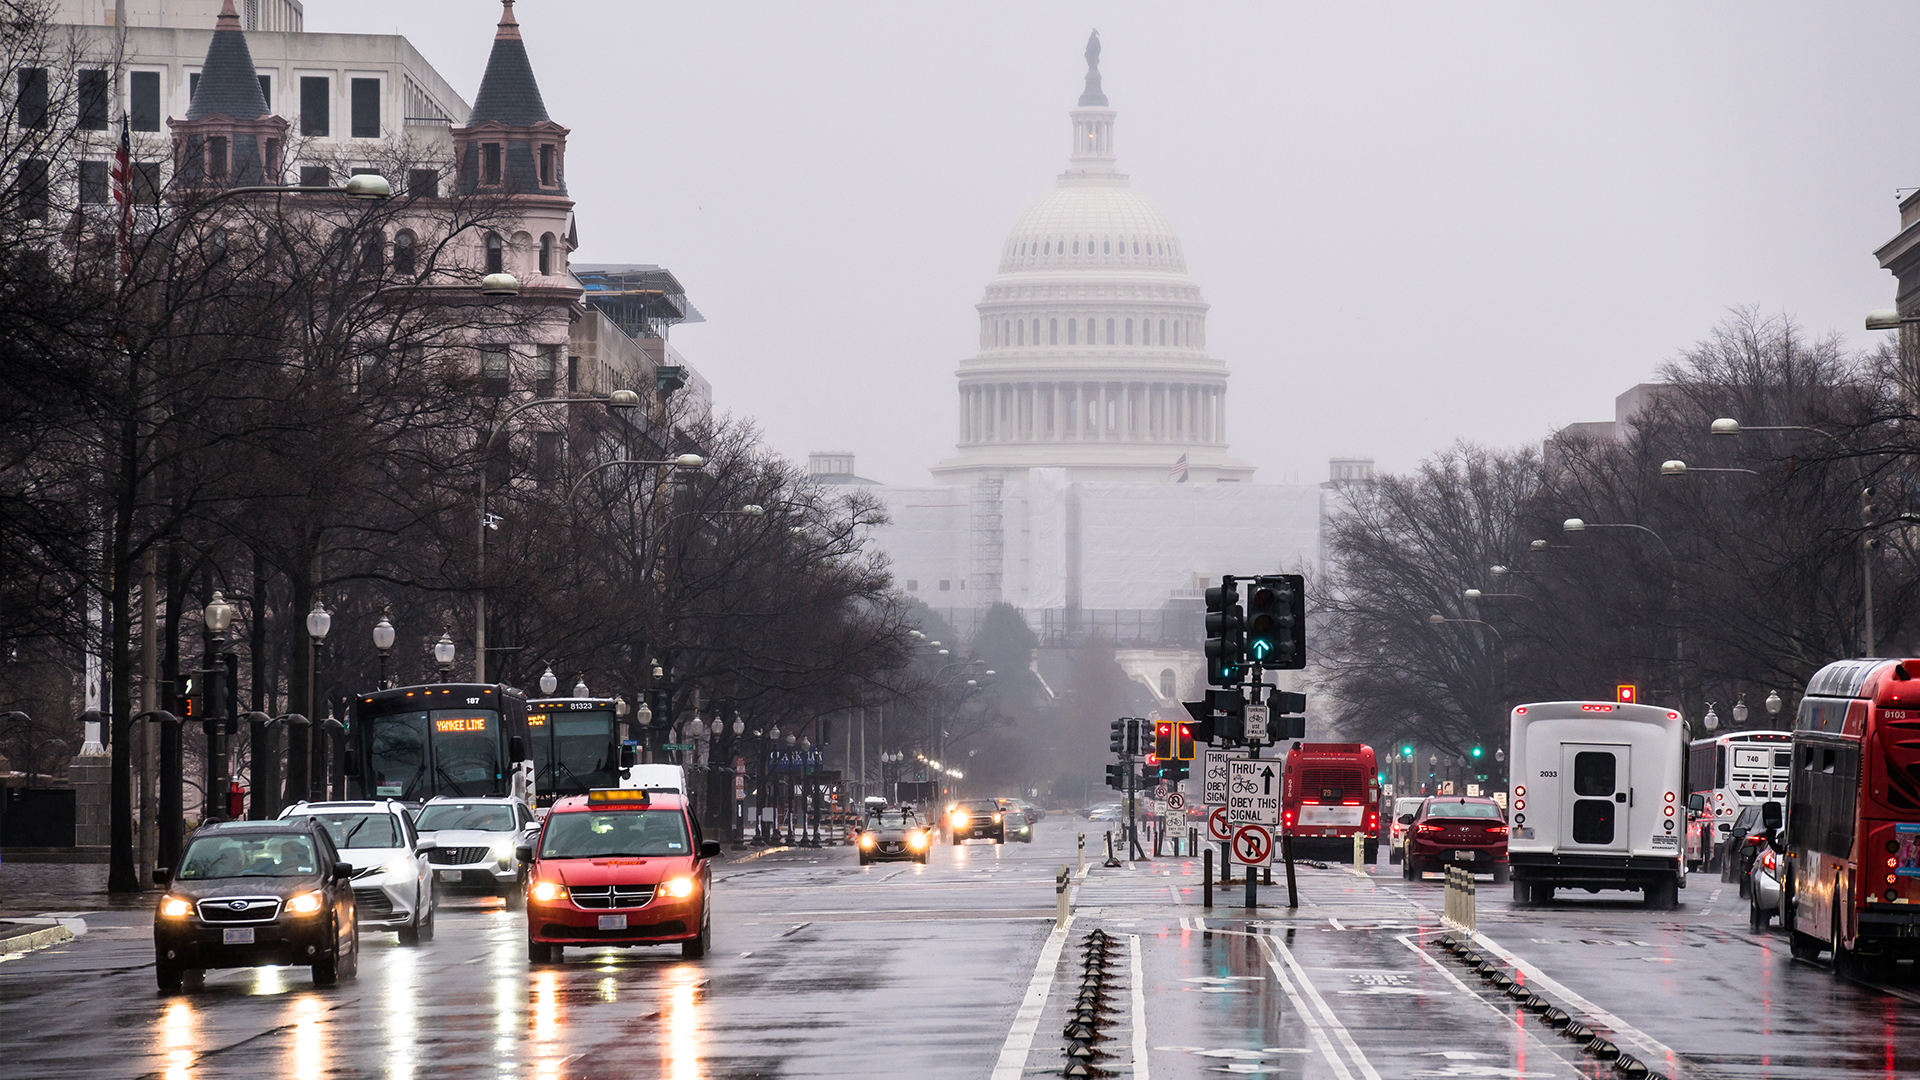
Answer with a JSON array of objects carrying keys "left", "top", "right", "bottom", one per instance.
[
  {"left": 1166, "top": 792, "right": 1187, "bottom": 812},
  {"left": 1244, "top": 703, "right": 1270, "bottom": 744},
  {"left": 1202, "top": 747, "right": 1245, "bottom": 807},
  {"left": 663, "top": 743, "right": 693, "bottom": 751},
  {"left": 1208, "top": 806, "right": 1232, "bottom": 842},
  {"left": 1228, "top": 759, "right": 1281, "bottom": 826},
  {"left": 1231, "top": 823, "right": 1274, "bottom": 867}
]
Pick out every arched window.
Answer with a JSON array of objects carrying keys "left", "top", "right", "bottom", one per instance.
[
  {"left": 1159, "top": 669, "right": 1176, "bottom": 699},
  {"left": 1106, "top": 318, "right": 1115, "bottom": 344},
  {"left": 538, "top": 233, "right": 554, "bottom": 275},
  {"left": 1018, "top": 321, "right": 1025, "bottom": 345},
  {"left": 1125, "top": 318, "right": 1133, "bottom": 345},
  {"left": 1133, "top": 241, "right": 1139, "bottom": 255},
  {"left": 485, "top": 233, "right": 503, "bottom": 274},
  {"left": 1072, "top": 239, "right": 1079, "bottom": 254},
  {"left": 1067, "top": 319, "right": 1076, "bottom": 345},
  {"left": 392, "top": 229, "right": 416, "bottom": 276},
  {"left": 361, "top": 232, "right": 384, "bottom": 275},
  {"left": 1103, "top": 239, "right": 1110, "bottom": 254},
  {"left": 1049, "top": 318, "right": 1058, "bottom": 345},
  {"left": 1043, "top": 241, "right": 1050, "bottom": 255},
  {"left": 327, "top": 227, "right": 351, "bottom": 272}
]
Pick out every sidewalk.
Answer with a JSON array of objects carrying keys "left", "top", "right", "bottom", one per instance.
[{"left": 0, "top": 861, "right": 148, "bottom": 918}]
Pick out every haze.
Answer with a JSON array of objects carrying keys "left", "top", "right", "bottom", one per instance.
[{"left": 309, "top": 1, "right": 1917, "bottom": 485}]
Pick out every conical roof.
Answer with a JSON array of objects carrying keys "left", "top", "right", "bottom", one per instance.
[
  {"left": 468, "top": 0, "right": 551, "bottom": 126},
  {"left": 186, "top": 0, "right": 269, "bottom": 121}
]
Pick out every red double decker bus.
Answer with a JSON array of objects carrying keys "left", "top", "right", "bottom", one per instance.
[
  {"left": 1281, "top": 743, "right": 1380, "bottom": 862},
  {"left": 1783, "top": 659, "right": 1920, "bottom": 975}
]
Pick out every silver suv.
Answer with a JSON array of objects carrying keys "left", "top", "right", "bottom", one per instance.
[
  {"left": 413, "top": 796, "right": 539, "bottom": 907},
  {"left": 280, "top": 800, "right": 436, "bottom": 943}
]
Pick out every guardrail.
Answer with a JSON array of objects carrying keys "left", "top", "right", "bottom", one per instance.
[{"left": 1443, "top": 865, "right": 1477, "bottom": 933}]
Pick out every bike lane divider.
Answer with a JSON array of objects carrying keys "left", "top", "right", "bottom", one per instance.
[
  {"left": 1471, "top": 928, "right": 1682, "bottom": 1074},
  {"left": 988, "top": 914, "right": 1074, "bottom": 1080}
]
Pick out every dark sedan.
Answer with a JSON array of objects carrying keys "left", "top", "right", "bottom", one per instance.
[
  {"left": 153, "top": 820, "right": 359, "bottom": 991},
  {"left": 857, "top": 808, "right": 932, "bottom": 864},
  {"left": 1401, "top": 796, "right": 1510, "bottom": 883}
]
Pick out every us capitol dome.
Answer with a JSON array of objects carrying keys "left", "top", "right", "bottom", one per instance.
[{"left": 932, "top": 31, "right": 1254, "bottom": 485}]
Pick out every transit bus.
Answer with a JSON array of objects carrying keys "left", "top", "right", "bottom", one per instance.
[
  {"left": 346, "top": 683, "right": 533, "bottom": 809},
  {"left": 1685, "top": 731, "right": 1793, "bottom": 871},
  {"left": 1280, "top": 742, "right": 1380, "bottom": 862},
  {"left": 1782, "top": 659, "right": 1920, "bottom": 975},
  {"left": 526, "top": 696, "right": 629, "bottom": 807}
]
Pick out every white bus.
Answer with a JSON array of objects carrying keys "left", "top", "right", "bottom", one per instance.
[
  {"left": 1508, "top": 700, "right": 1690, "bottom": 909},
  {"left": 1684, "top": 731, "right": 1793, "bottom": 871}
]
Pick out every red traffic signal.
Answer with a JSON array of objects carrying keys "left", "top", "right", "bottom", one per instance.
[
  {"left": 1175, "top": 723, "right": 1195, "bottom": 761},
  {"left": 1153, "top": 721, "right": 1175, "bottom": 759},
  {"left": 1616, "top": 684, "right": 1637, "bottom": 704}
]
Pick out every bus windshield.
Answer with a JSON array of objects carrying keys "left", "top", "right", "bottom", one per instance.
[
  {"left": 529, "top": 707, "right": 620, "bottom": 796},
  {"left": 365, "top": 708, "right": 504, "bottom": 800}
]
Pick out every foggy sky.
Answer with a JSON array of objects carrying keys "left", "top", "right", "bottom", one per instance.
[{"left": 311, "top": 2, "right": 1920, "bottom": 487}]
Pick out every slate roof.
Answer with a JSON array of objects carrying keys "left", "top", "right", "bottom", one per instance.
[
  {"left": 185, "top": 0, "right": 270, "bottom": 121},
  {"left": 468, "top": 1, "right": 552, "bottom": 127}
]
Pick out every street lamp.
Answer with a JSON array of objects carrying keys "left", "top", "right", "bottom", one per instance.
[
  {"left": 474, "top": 390, "right": 646, "bottom": 682},
  {"left": 433, "top": 630, "right": 455, "bottom": 680},
  {"left": 635, "top": 698, "right": 653, "bottom": 729},
  {"left": 574, "top": 676, "right": 590, "bottom": 698},
  {"left": 539, "top": 665, "right": 558, "bottom": 696},
  {"left": 203, "top": 592, "right": 235, "bottom": 819},
  {"left": 1732, "top": 694, "right": 1749, "bottom": 726},
  {"left": 1660, "top": 459, "right": 1758, "bottom": 478},
  {"left": 303, "top": 599, "right": 331, "bottom": 801},
  {"left": 1703, "top": 702, "right": 1719, "bottom": 732},
  {"left": 1766, "top": 690, "right": 1784, "bottom": 719},
  {"left": 372, "top": 610, "right": 396, "bottom": 690}
]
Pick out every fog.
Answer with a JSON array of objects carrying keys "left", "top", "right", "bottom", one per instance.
[{"left": 311, "top": 2, "right": 1920, "bottom": 485}]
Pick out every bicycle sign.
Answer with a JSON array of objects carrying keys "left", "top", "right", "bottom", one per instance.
[
  {"left": 1227, "top": 759, "right": 1281, "bottom": 826},
  {"left": 1232, "top": 823, "right": 1274, "bottom": 867},
  {"left": 1202, "top": 747, "right": 1245, "bottom": 807}
]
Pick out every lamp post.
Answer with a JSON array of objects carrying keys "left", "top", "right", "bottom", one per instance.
[
  {"left": 474, "top": 391, "right": 648, "bottom": 683},
  {"left": 285, "top": 599, "right": 329, "bottom": 805},
  {"left": 434, "top": 630, "right": 455, "bottom": 680},
  {"left": 203, "top": 591, "right": 234, "bottom": 821},
  {"left": 372, "top": 610, "right": 395, "bottom": 691},
  {"left": 1767, "top": 689, "right": 1784, "bottom": 724},
  {"left": 539, "top": 665, "right": 558, "bottom": 696}
]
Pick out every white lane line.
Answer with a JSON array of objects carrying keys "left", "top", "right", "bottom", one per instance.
[
  {"left": 1192, "top": 916, "right": 1205, "bottom": 932},
  {"left": 1256, "top": 935, "right": 1355, "bottom": 1080},
  {"left": 987, "top": 915, "right": 1074, "bottom": 1080},
  {"left": 1328, "top": 917, "right": 1347, "bottom": 931},
  {"left": 1129, "top": 933, "right": 1150, "bottom": 1080},
  {"left": 1395, "top": 935, "right": 1591, "bottom": 1071},
  {"left": 1472, "top": 929, "right": 1679, "bottom": 1070},
  {"left": 1267, "top": 933, "right": 1383, "bottom": 1080},
  {"left": 1168, "top": 883, "right": 1182, "bottom": 905}
]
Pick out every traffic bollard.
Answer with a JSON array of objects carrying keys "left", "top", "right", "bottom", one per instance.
[
  {"left": 1354, "top": 833, "right": 1364, "bottom": 869},
  {"left": 1204, "top": 849, "right": 1213, "bottom": 908},
  {"left": 1056, "top": 865, "right": 1071, "bottom": 928},
  {"left": 1078, "top": 832, "right": 1086, "bottom": 877}
]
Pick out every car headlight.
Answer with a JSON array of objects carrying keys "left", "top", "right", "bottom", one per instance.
[
  {"left": 492, "top": 840, "right": 515, "bottom": 865},
  {"left": 951, "top": 813, "right": 969, "bottom": 828},
  {"left": 907, "top": 831, "right": 928, "bottom": 850},
  {"left": 286, "top": 891, "right": 324, "bottom": 915},
  {"left": 159, "top": 896, "right": 192, "bottom": 918},
  {"left": 531, "top": 880, "right": 569, "bottom": 902},
  {"left": 659, "top": 876, "right": 696, "bottom": 899},
  {"left": 992, "top": 813, "right": 1002, "bottom": 823},
  {"left": 388, "top": 858, "right": 417, "bottom": 878},
  {"left": 859, "top": 833, "right": 876, "bottom": 849}
]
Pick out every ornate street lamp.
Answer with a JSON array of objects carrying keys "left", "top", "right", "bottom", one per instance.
[
  {"left": 539, "top": 665, "right": 558, "bottom": 696},
  {"left": 372, "top": 611, "right": 396, "bottom": 690},
  {"left": 434, "top": 630, "right": 455, "bottom": 680}
]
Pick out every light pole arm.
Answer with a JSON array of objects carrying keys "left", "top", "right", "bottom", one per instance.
[{"left": 566, "top": 457, "right": 691, "bottom": 503}]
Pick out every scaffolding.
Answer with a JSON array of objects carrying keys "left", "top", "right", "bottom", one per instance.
[
  {"left": 970, "top": 476, "right": 1004, "bottom": 606},
  {"left": 573, "top": 264, "right": 706, "bottom": 341}
]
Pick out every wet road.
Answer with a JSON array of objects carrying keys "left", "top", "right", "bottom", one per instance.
[{"left": 1, "top": 825, "right": 1915, "bottom": 1078}]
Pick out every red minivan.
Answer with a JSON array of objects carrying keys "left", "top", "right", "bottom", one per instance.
[
  {"left": 1402, "top": 796, "right": 1510, "bottom": 883},
  {"left": 521, "top": 789, "right": 719, "bottom": 962}
]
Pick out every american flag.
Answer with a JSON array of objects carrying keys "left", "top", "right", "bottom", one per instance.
[
  {"left": 111, "top": 118, "right": 133, "bottom": 279},
  {"left": 1169, "top": 453, "right": 1189, "bottom": 483}
]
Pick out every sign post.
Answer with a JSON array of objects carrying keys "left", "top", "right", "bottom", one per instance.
[{"left": 1227, "top": 759, "right": 1279, "bottom": 907}]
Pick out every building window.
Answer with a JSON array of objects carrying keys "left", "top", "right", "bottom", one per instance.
[
  {"left": 1103, "top": 239, "right": 1111, "bottom": 255},
  {"left": 1032, "top": 319, "right": 1040, "bottom": 344},
  {"left": 78, "top": 69, "right": 109, "bottom": 130},
  {"left": 1067, "top": 319, "right": 1076, "bottom": 345},
  {"left": 480, "top": 346, "right": 510, "bottom": 395},
  {"left": 906, "top": 580, "right": 918, "bottom": 592},
  {"left": 325, "top": 227, "right": 351, "bottom": 272},
  {"left": 1072, "top": 240, "right": 1079, "bottom": 254},
  {"left": 18, "top": 158, "right": 49, "bottom": 220},
  {"left": 538, "top": 233, "right": 553, "bottom": 275},
  {"left": 481, "top": 143, "right": 502, "bottom": 185},
  {"left": 299, "top": 164, "right": 330, "bottom": 187},
  {"left": 263, "top": 138, "right": 280, "bottom": 178},
  {"left": 132, "top": 162, "right": 160, "bottom": 204},
  {"left": 1087, "top": 318, "right": 1096, "bottom": 343},
  {"left": 484, "top": 233, "right": 504, "bottom": 273},
  {"left": 1160, "top": 319, "right": 1167, "bottom": 345},
  {"left": 535, "top": 431, "right": 562, "bottom": 484},
  {"left": 361, "top": 232, "right": 383, "bottom": 275},
  {"left": 938, "top": 580, "right": 951, "bottom": 591},
  {"left": 393, "top": 230, "right": 416, "bottom": 276},
  {"left": 79, "top": 160, "right": 109, "bottom": 204},
  {"left": 300, "top": 76, "right": 329, "bottom": 136},
  {"left": 1125, "top": 318, "right": 1133, "bottom": 345},
  {"left": 538, "top": 144, "right": 555, "bottom": 186},
  {"left": 1160, "top": 669, "right": 1175, "bottom": 699},
  {"left": 259, "top": 74, "right": 271, "bottom": 108},
  {"left": 207, "top": 135, "right": 228, "bottom": 178},
  {"left": 535, "top": 344, "right": 559, "bottom": 397},
  {"left": 130, "top": 71, "right": 160, "bottom": 132},
  {"left": 350, "top": 77, "right": 379, "bottom": 138},
  {"left": 407, "top": 168, "right": 438, "bottom": 198},
  {"left": 1106, "top": 318, "right": 1115, "bottom": 344},
  {"left": 1049, "top": 319, "right": 1058, "bottom": 345},
  {"left": 1043, "top": 241, "right": 1049, "bottom": 255}
]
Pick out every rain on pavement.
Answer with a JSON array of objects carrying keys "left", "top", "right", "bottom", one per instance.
[{"left": 2, "top": 822, "right": 1916, "bottom": 1079}]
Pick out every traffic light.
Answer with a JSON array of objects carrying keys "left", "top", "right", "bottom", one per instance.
[
  {"left": 1204, "top": 575, "right": 1244, "bottom": 685},
  {"left": 1105, "top": 763, "right": 1126, "bottom": 790},
  {"left": 1402, "top": 744, "right": 1415, "bottom": 757},
  {"left": 1164, "top": 760, "right": 1189, "bottom": 784},
  {"left": 1109, "top": 719, "right": 1126, "bottom": 755},
  {"left": 1471, "top": 746, "right": 1483, "bottom": 759},
  {"left": 1616, "top": 684, "right": 1637, "bottom": 704},
  {"left": 1249, "top": 574, "right": 1307, "bottom": 670},
  {"left": 1175, "top": 723, "right": 1195, "bottom": 761},
  {"left": 1153, "top": 721, "right": 1174, "bottom": 760},
  {"left": 175, "top": 673, "right": 200, "bottom": 719},
  {"left": 1125, "top": 718, "right": 1142, "bottom": 756}
]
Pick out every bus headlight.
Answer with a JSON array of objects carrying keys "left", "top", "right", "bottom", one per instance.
[
  {"left": 531, "top": 880, "right": 568, "bottom": 903},
  {"left": 660, "top": 877, "right": 696, "bottom": 899}
]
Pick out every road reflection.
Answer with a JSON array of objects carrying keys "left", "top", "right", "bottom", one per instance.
[
  {"left": 161, "top": 998, "right": 195, "bottom": 1080},
  {"left": 665, "top": 965, "right": 701, "bottom": 1079},
  {"left": 284, "top": 994, "right": 327, "bottom": 1080}
]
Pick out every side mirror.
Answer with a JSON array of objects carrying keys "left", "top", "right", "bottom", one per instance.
[
  {"left": 509, "top": 735, "right": 526, "bottom": 763},
  {"left": 1761, "top": 800, "right": 1783, "bottom": 831},
  {"left": 515, "top": 846, "right": 534, "bottom": 863},
  {"left": 619, "top": 743, "right": 638, "bottom": 769},
  {"left": 343, "top": 749, "right": 359, "bottom": 776},
  {"left": 332, "top": 864, "right": 354, "bottom": 880},
  {"left": 414, "top": 839, "right": 436, "bottom": 853},
  {"left": 1397, "top": 814, "right": 1415, "bottom": 825},
  {"left": 700, "top": 840, "right": 722, "bottom": 859},
  {"left": 1686, "top": 793, "right": 1707, "bottom": 812},
  {"left": 152, "top": 867, "right": 172, "bottom": 885}
]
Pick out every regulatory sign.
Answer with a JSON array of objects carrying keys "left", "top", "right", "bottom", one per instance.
[
  {"left": 1166, "top": 792, "right": 1187, "bottom": 812},
  {"left": 1227, "top": 759, "right": 1281, "bottom": 826},
  {"left": 1208, "top": 806, "right": 1232, "bottom": 842},
  {"left": 1231, "top": 823, "right": 1274, "bottom": 867},
  {"left": 1244, "top": 704, "right": 1270, "bottom": 744},
  {"left": 1202, "top": 747, "right": 1245, "bottom": 807}
]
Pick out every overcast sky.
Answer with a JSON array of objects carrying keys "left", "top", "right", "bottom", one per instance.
[{"left": 313, "top": 2, "right": 1917, "bottom": 487}]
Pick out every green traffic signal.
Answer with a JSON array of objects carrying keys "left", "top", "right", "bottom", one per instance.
[
  {"left": 1402, "top": 744, "right": 1414, "bottom": 756},
  {"left": 1471, "top": 746, "right": 1483, "bottom": 758}
]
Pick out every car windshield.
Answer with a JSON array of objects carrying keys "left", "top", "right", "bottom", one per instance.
[
  {"left": 178, "top": 834, "right": 319, "bottom": 879},
  {"left": 870, "top": 811, "right": 918, "bottom": 828},
  {"left": 305, "top": 812, "right": 403, "bottom": 849},
  {"left": 1424, "top": 801, "right": 1503, "bottom": 819},
  {"left": 415, "top": 803, "right": 517, "bottom": 832},
  {"left": 538, "top": 809, "right": 690, "bottom": 858},
  {"left": 960, "top": 801, "right": 998, "bottom": 813}
]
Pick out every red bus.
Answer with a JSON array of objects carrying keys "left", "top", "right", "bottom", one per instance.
[
  {"left": 1281, "top": 743, "right": 1380, "bottom": 862},
  {"left": 1783, "top": 659, "right": 1920, "bottom": 975}
]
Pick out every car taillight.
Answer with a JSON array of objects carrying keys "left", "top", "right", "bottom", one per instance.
[
  {"left": 1417, "top": 823, "right": 1442, "bottom": 834},
  {"left": 1761, "top": 851, "right": 1777, "bottom": 873},
  {"left": 1486, "top": 825, "right": 1508, "bottom": 835}
]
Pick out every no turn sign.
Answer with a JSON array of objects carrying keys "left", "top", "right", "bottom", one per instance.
[
  {"left": 1166, "top": 792, "right": 1187, "bottom": 812},
  {"left": 1232, "top": 824, "right": 1274, "bottom": 867},
  {"left": 1208, "top": 806, "right": 1232, "bottom": 842}
]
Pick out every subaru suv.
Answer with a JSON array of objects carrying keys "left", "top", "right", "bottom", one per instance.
[
  {"left": 521, "top": 788, "right": 721, "bottom": 963},
  {"left": 415, "top": 796, "right": 539, "bottom": 907},
  {"left": 281, "top": 800, "right": 437, "bottom": 943},
  {"left": 152, "top": 819, "right": 358, "bottom": 990}
]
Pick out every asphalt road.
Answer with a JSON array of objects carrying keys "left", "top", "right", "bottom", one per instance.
[{"left": 0, "top": 823, "right": 1915, "bottom": 1078}]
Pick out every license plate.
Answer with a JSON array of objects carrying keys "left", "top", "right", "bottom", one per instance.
[
  {"left": 222, "top": 928, "right": 255, "bottom": 945},
  {"left": 439, "top": 870, "right": 462, "bottom": 882},
  {"left": 597, "top": 914, "right": 627, "bottom": 931},
  {"left": 1455, "top": 850, "right": 1474, "bottom": 861}
]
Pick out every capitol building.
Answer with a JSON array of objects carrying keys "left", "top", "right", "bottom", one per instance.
[{"left": 820, "top": 36, "right": 1337, "bottom": 702}]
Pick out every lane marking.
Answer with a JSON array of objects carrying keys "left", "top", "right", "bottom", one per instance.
[
  {"left": 1129, "top": 933, "right": 1150, "bottom": 1080},
  {"left": 1471, "top": 929, "right": 1679, "bottom": 1071},
  {"left": 986, "top": 915, "right": 1073, "bottom": 1080},
  {"left": 1265, "top": 933, "right": 1383, "bottom": 1080},
  {"left": 1328, "top": 917, "right": 1346, "bottom": 931},
  {"left": 1255, "top": 935, "right": 1355, "bottom": 1080},
  {"left": 779, "top": 922, "right": 811, "bottom": 937},
  {"left": 1396, "top": 934, "right": 1590, "bottom": 1072}
]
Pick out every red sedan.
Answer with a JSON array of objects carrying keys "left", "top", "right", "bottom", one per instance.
[
  {"left": 521, "top": 789, "right": 719, "bottom": 962},
  {"left": 1402, "top": 796, "right": 1509, "bottom": 883}
]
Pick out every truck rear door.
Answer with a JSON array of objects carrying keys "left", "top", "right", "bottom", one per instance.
[{"left": 1562, "top": 743, "right": 1631, "bottom": 852}]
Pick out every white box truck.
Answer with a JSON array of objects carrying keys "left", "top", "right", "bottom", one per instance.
[{"left": 1508, "top": 700, "right": 1689, "bottom": 908}]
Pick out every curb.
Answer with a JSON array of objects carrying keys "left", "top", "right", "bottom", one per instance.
[{"left": 0, "top": 924, "right": 76, "bottom": 956}]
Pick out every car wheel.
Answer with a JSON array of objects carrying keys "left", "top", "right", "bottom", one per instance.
[
  {"left": 858, "top": 854, "right": 870, "bottom": 866},
  {"left": 341, "top": 922, "right": 360, "bottom": 980},
  {"left": 1749, "top": 893, "right": 1769, "bottom": 933},
  {"left": 951, "top": 835, "right": 962, "bottom": 846},
  {"left": 1831, "top": 904, "right": 1863, "bottom": 979},
  {"left": 1511, "top": 879, "right": 1529, "bottom": 906},
  {"left": 417, "top": 896, "right": 435, "bottom": 942},
  {"left": 681, "top": 916, "right": 711, "bottom": 960},
  {"left": 528, "top": 938, "right": 553, "bottom": 964},
  {"left": 155, "top": 957, "right": 184, "bottom": 992},
  {"left": 312, "top": 923, "right": 340, "bottom": 987},
  {"left": 1401, "top": 853, "right": 1414, "bottom": 880}
]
